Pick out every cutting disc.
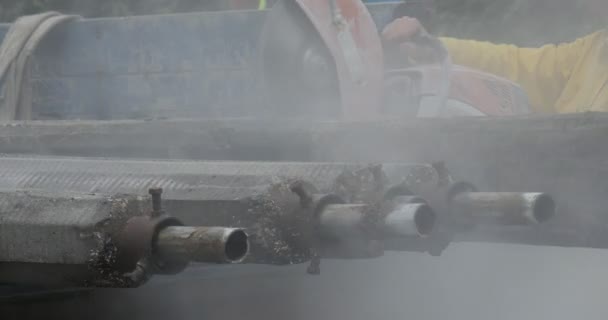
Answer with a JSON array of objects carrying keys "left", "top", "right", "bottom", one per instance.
[{"left": 259, "top": 0, "right": 384, "bottom": 119}]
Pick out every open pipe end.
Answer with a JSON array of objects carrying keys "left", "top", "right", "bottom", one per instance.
[
  {"left": 224, "top": 229, "right": 249, "bottom": 263},
  {"left": 414, "top": 205, "right": 436, "bottom": 237},
  {"left": 385, "top": 204, "right": 436, "bottom": 237},
  {"left": 528, "top": 193, "right": 556, "bottom": 224},
  {"left": 156, "top": 226, "right": 249, "bottom": 264}
]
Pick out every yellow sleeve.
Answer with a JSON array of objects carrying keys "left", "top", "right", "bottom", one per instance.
[{"left": 440, "top": 33, "right": 600, "bottom": 113}]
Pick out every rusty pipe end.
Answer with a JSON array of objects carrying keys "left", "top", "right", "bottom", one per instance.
[
  {"left": 156, "top": 226, "right": 249, "bottom": 264},
  {"left": 524, "top": 193, "right": 556, "bottom": 224},
  {"left": 223, "top": 228, "right": 249, "bottom": 262},
  {"left": 384, "top": 203, "right": 436, "bottom": 237}
]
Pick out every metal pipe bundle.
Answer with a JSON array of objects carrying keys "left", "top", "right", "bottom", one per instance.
[
  {"left": 0, "top": 117, "right": 597, "bottom": 249},
  {"left": 0, "top": 156, "right": 440, "bottom": 268},
  {"left": 0, "top": 155, "right": 561, "bottom": 277}
]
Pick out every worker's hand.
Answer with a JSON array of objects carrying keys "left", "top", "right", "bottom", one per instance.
[
  {"left": 382, "top": 17, "right": 437, "bottom": 66},
  {"left": 381, "top": 17, "right": 426, "bottom": 43}
]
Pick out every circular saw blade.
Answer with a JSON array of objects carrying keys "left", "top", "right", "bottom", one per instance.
[
  {"left": 259, "top": 0, "right": 341, "bottom": 118},
  {"left": 259, "top": 0, "right": 384, "bottom": 119}
]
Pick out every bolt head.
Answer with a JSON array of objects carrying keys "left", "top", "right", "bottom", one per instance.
[{"left": 148, "top": 188, "right": 163, "bottom": 195}]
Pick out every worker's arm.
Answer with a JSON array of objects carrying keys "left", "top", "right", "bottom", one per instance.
[{"left": 440, "top": 33, "right": 600, "bottom": 113}]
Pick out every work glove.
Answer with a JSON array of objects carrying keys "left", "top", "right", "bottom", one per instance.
[
  {"left": 381, "top": 17, "right": 437, "bottom": 66},
  {"left": 381, "top": 16, "right": 428, "bottom": 43}
]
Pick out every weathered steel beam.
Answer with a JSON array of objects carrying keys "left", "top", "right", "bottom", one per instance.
[
  {"left": 0, "top": 114, "right": 604, "bottom": 164},
  {"left": 0, "top": 190, "right": 248, "bottom": 288},
  {"left": 0, "top": 119, "right": 316, "bottom": 160},
  {"left": 0, "top": 154, "right": 432, "bottom": 197}
]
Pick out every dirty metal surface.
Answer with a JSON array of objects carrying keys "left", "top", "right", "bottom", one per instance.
[
  {"left": 0, "top": 190, "right": 152, "bottom": 265},
  {"left": 0, "top": 154, "right": 430, "bottom": 198},
  {"left": 0, "top": 190, "right": 113, "bottom": 265},
  {"left": 0, "top": 114, "right": 604, "bottom": 245},
  {"left": 0, "top": 3, "right": 397, "bottom": 120},
  {"left": 0, "top": 155, "right": 577, "bottom": 253},
  {"left": 0, "top": 189, "right": 242, "bottom": 288},
  {"left": 0, "top": 154, "right": 444, "bottom": 264},
  {"left": 0, "top": 119, "right": 319, "bottom": 160}
]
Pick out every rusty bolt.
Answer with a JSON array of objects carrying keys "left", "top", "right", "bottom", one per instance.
[{"left": 149, "top": 188, "right": 163, "bottom": 217}]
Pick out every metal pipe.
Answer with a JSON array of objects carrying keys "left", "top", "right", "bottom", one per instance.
[
  {"left": 319, "top": 204, "right": 367, "bottom": 239},
  {"left": 391, "top": 195, "right": 427, "bottom": 204},
  {"left": 384, "top": 203, "right": 435, "bottom": 237},
  {"left": 156, "top": 227, "right": 249, "bottom": 264},
  {"left": 319, "top": 202, "right": 436, "bottom": 239},
  {"left": 0, "top": 190, "right": 246, "bottom": 287},
  {"left": 450, "top": 192, "right": 555, "bottom": 225}
]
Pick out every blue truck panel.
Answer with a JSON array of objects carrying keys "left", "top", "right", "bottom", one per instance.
[{"left": 0, "top": 3, "right": 397, "bottom": 119}]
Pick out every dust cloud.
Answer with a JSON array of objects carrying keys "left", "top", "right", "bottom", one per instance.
[
  {"left": 5, "top": 244, "right": 608, "bottom": 320},
  {"left": 2, "top": 1, "right": 608, "bottom": 320}
]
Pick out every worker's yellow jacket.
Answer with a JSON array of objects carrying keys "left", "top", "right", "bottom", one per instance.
[{"left": 441, "top": 31, "right": 608, "bottom": 113}]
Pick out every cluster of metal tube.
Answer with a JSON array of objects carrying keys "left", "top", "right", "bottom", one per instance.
[
  {"left": 311, "top": 182, "right": 555, "bottom": 263},
  {"left": 0, "top": 156, "right": 557, "bottom": 287}
]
